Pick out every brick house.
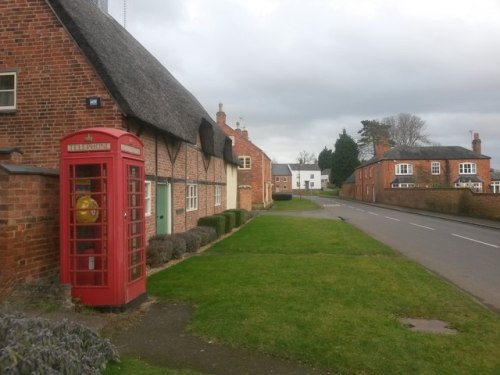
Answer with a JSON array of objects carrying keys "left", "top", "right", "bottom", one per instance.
[
  {"left": 216, "top": 104, "right": 273, "bottom": 210},
  {"left": 0, "top": 0, "right": 238, "bottom": 297},
  {"left": 351, "top": 133, "right": 493, "bottom": 203},
  {"left": 272, "top": 164, "right": 292, "bottom": 193}
]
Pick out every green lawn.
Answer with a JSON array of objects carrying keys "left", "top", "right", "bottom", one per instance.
[
  {"left": 270, "top": 197, "right": 321, "bottom": 211},
  {"left": 147, "top": 215, "right": 500, "bottom": 374},
  {"left": 105, "top": 358, "right": 201, "bottom": 375}
]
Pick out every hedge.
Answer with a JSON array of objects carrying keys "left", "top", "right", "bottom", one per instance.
[
  {"left": 197, "top": 215, "right": 226, "bottom": 237},
  {"left": 272, "top": 193, "right": 293, "bottom": 201},
  {"left": 224, "top": 209, "right": 248, "bottom": 227}
]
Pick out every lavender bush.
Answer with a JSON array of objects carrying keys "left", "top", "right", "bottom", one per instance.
[{"left": 0, "top": 313, "right": 118, "bottom": 374}]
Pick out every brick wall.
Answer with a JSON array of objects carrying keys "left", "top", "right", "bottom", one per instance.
[
  {"left": 0, "top": 169, "right": 60, "bottom": 299},
  {"left": 379, "top": 188, "right": 500, "bottom": 220},
  {"left": 0, "top": 0, "right": 123, "bottom": 168}
]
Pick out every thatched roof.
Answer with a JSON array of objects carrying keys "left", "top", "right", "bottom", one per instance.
[{"left": 46, "top": 0, "right": 232, "bottom": 160}]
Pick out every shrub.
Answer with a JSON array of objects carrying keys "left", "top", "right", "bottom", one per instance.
[
  {"left": 193, "top": 226, "right": 218, "bottom": 245},
  {"left": 224, "top": 209, "right": 247, "bottom": 227},
  {"left": 171, "top": 235, "right": 187, "bottom": 259},
  {"left": 272, "top": 193, "right": 293, "bottom": 201},
  {"left": 146, "top": 237, "right": 174, "bottom": 267},
  {"left": 221, "top": 211, "right": 236, "bottom": 233},
  {"left": 198, "top": 215, "right": 225, "bottom": 237},
  {"left": 180, "top": 230, "right": 202, "bottom": 253},
  {"left": 0, "top": 313, "right": 118, "bottom": 374}
]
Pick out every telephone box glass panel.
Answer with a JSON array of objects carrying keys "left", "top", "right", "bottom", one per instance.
[{"left": 68, "top": 164, "right": 108, "bottom": 286}]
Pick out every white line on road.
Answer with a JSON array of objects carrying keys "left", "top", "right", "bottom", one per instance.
[
  {"left": 410, "top": 223, "right": 436, "bottom": 231},
  {"left": 452, "top": 233, "right": 499, "bottom": 248},
  {"left": 368, "top": 212, "right": 379, "bottom": 216},
  {"left": 385, "top": 216, "right": 400, "bottom": 221},
  {"left": 356, "top": 208, "right": 365, "bottom": 212}
]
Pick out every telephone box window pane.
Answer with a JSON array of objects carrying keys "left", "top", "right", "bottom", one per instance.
[{"left": 68, "top": 163, "right": 108, "bottom": 286}]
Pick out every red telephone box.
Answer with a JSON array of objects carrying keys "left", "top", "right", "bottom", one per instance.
[{"left": 60, "top": 128, "right": 146, "bottom": 307}]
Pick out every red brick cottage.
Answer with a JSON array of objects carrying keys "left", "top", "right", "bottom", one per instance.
[
  {"left": 340, "top": 134, "right": 500, "bottom": 220},
  {"left": 272, "top": 164, "right": 293, "bottom": 194},
  {"left": 0, "top": 0, "right": 238, "bottom": 297},
  {"left": 216, "top": 104, "right": 273, "bottom": 210}
]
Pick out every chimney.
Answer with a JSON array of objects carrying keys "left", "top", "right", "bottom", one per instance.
[
  {"left": 472, "top": 132, "right": 481, "bottom": 154},
  {"left": 375, "top": 138, "right": 390, "bottom": 158},
  {"left": 242, "top": 126, "right": 249, "bottom": 140},
  {"left": 235, "top": 121, "right": 242, "bottom": 134},
  {"left": 216, "top": 103, "right": 226, "bottom": 127}
]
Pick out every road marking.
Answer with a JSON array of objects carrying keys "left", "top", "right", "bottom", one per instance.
[
  {"left": 368, "top": 211, "right": 379, "bottom": 216},
  {"left": 323, "top": 204, "right": 341, "bottom": 207},
  {"left": 385, "top": 216, "right": 400, "bottom": 221},
  {"left": 355, "top": 208, "right": 365, "bottom": 212},
  {"left": 452, "top": 233, "right": 499, "bottom": 248},
  {"left": 410, "top": 223, "right": 436, "bottom": 231}
]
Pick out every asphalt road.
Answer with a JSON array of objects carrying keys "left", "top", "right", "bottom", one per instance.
[{"left": 283, "top": 196, "right": 500, "bottom": 312}]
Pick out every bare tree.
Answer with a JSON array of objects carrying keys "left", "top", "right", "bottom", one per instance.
[
  {"left": 296, "top": 150, "right": 316, "bottom": 164},
  {"left": 383, "top": 113, "right": 431, "bottom": 146}
]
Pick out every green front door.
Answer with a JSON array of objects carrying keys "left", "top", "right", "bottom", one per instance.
[{"left": 156, "top": 183, "right": 169, "bottom": 235}]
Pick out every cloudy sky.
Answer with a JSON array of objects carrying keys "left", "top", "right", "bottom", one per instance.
[{"left": 107, "top": 0, "right": 500, "bottom": 168}]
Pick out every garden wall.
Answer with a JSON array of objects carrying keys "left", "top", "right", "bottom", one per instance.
[
  {"left": 378, "top": 188, "right": 500, "bottom": 221},
  {"left": 0, "top": 165, "right": 60, "bottom": 300}
]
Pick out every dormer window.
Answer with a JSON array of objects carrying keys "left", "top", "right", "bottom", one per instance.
[
  {"left": 0, "top": 72, "right": 16, "bottom": 111},
  {"left": 395, "top": 163, "right": 413, "bottom": 175},
  {"left": 459, "top": 163, "right": 476, "bottom": 174}
]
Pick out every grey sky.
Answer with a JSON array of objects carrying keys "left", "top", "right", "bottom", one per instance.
[{"left": 107, "top": 0, "right": 500, "bottom": 168}]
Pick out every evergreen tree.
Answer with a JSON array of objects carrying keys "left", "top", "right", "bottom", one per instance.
[
  {"left": 318, "top": 146, "right": 333, "bottom": 171},
  {"left": 331, "top": 129, "right": 360, "bottom": 187},
  {"left": 357, "top": 119, "right": 392, "bottom": 157}
]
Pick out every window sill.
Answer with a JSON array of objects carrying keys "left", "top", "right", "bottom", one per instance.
[{"left": 0, "top": 109, "right": 17, "bottom": 115}]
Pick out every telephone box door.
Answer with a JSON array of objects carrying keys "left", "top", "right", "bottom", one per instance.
[{"left": 64, "top": 161, "right": 114, "bottom": 304}]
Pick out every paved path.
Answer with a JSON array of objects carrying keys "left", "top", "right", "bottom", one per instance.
[{"left": 111, "top": 301, "right": 330, "bottom": 375}]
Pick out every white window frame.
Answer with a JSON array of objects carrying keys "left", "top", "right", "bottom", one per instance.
[
  {"left": 186, "top": 184, "right": 198, "bottom": 211},
  {"left": 459, "top": 163, "right": 476, "bottom": 175},
  {"left": 395, "top": 163, "right": 413, "bottom": 175},
  {"left": 392, "top": 183, "right": 416, "bottom": 188},
  {"left": 144, "top": 181, "right": 152, "bottom": 216},
  {"left": 283, "top": 177, "right": 287, "bottom": 182},
  {"left": 276, "top": 177, "right": 280, "bottom": 182},
  {"left": 215, "top": 185, "right": 222, "bottom": 206},
  {"left": 431, "top": 161, "right": 440, "bottom": 175},
  {"left": 238, "top": 156, "right": 251, "bottom": 170},
  {"left": 229, "top": 136, "right": 235, "bottom": 146},
  {"left": 0, "top": 72, "right": 16, "bottom": 111},
  {"left": 492, "top": 181, "right": 500, "bottom": 194},
  {"left": 455, "top": 181, "right": 482, "bottom": 192}
]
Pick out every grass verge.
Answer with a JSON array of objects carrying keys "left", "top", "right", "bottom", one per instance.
[
  {"left": 147, "top": 215, "right": 500, "bottom": 374},
  {"left": 270, "top": 197, "right": 321, "bottom": 211},
  {"left": 104, "top": 357, "right": 202, "bottom": 375}
]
